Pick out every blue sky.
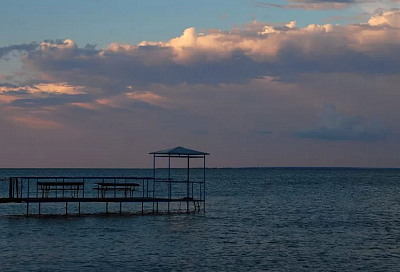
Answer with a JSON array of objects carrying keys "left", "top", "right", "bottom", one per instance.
[
  {"left": 1, "top": 0, "right": 400, "bottom": 167},
  {"left": 1, "top": 0, "right": 357, "bottom": 48}
]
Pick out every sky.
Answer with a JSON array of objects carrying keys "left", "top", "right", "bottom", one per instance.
[{"left": 1, "top": 0, "right": 400, "bottom": 168}]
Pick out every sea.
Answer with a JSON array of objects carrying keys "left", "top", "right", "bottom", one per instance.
[{"left": 1, "top": 168, "right": 400, "bottom": 272}]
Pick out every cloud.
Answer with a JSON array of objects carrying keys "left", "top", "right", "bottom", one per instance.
[
  {"left": 254, "top": 130, "right": 273, "bottom": 134},
  {"left": 295, "top": 103, "right": 389, "bottom": 141},
  {"left": 3, "top": 10, "right": 400, "bottom": 167},
  {"left": 322, "top": 13, "right": 369, "bottom": 23},
  {"left": 251, "top": 0, "right": 371, "bottom": 10},
  {"left": 125, "top": 91, "right": 165, "bottom": 105},
  {"left": 0, "top": 82, "right": 94, "bottom": 105},
  {"left": 0, "top": 11, "right": 399, "bottom": 142},
  {"left": 0, "top": 42, "right": 38, "bottom": 59},
  {"left": 252, "top": 0, "right": 400, "bottom": 10},
  {"left": 252, "top": 1, "right": 353, "bottom": 10},
  {"left": 12, "top": 115, "right": 64, "bottom": 130},
  {"left": 0, "top": 82, "right": 88, "bottom": 95},
  {"left": 9, "top": 94, "right": 92, "bottom": 108},
  {"left": 368, "top": 9, "right": 400, "bottom": 26},
  {"left": 12, "top": 10, "right": 400, "bottom": 93}
]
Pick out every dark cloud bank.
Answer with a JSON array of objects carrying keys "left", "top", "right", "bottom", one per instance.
[{"left": 295, "top": 104, "right": 389, "bottom": 141}]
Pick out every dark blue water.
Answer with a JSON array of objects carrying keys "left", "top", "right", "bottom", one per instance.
[{"left": 1, "top": 168, "right": 400, "bottom": 271}]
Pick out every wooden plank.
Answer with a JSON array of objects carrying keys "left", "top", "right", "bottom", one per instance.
[
  {"left": 37, "top": 181, "right": 84, "bottom": 186},
  {"left": 0, "top": 197, "right": 204, "bottom": 203},
  {"left": 95, "top": 182, "right": 140, "bottom": 187}
]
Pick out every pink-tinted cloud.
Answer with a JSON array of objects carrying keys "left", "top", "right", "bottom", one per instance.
[
  {"left": 252, "top": 1, "right": 352, "bottom": 10},
  {"left": 12, "top": 115, "right": 64, "bottom": 130},
  {"left": 0, "top": 82, "right": 88, "bottom": 95},
  {"left": 251, "top": 0, "right": 395, "bottom": 10},
  {"left": 322, "top": 13, "right": 369, "bottom": 22},
  {"left": 126, "top": 91, "right": 165, "bottom": 105}
]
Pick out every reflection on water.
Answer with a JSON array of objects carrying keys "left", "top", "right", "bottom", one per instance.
[{"left": 1, "top": 168, "right": 400, "bottom": 271}]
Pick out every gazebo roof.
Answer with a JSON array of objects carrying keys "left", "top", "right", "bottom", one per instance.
[{"left": 150, "top": 146, "right": 209, "bottom": 155}]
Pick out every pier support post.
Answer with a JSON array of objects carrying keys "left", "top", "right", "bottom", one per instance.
[
  {"left": 9, "top": 178, "right": 13, "bottom": 198},
  {"left": 26, "top": 203, "right": 29, "bottom": 216},
  {"left": 65, "top": 202, "right": 68, "bottom": 216},
  {"left": 38, "top": 202, "right": 41, "bottom": 216}
]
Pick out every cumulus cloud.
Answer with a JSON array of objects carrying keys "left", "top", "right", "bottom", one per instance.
[
  {"left": 16, "top": 10, "right": 400, "bottom": 91},
  {"left": 295, "top": 103, "right": 389, "bottom": 141},
  {"left": 368, "top": 9, "right": 400, "bottom": 26}
]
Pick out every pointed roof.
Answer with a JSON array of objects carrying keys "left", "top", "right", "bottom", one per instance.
[{"left": 150, "top": 146, "right": 209, "bottom": 155}]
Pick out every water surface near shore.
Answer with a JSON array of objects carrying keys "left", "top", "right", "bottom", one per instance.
[{"left": 1, "top": 168, "right": 400, "bottom": 271}]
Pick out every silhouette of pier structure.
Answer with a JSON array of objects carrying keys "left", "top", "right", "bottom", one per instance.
[{"left": 0, "top": 147, "right": 209, "bottom": 216}]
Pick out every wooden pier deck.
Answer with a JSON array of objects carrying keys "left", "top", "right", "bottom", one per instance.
[
  {"left": 1, "top": 174, "right": 205, "bottom": 215},
  {"left": 0, "top": 197, "right": 202, "bottom": 204},
  {"left": 0, "top": 146, "right": 209, "bottom": 216}
]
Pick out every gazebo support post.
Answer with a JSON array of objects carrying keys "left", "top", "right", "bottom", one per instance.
[
  {"left": 153, "top": 154, "right": 155, "bottom": 213},
  {"left": 168, "top": 155, "right": 170, "bottom": 214},
  {"left": 204, "top": 155, "right": 206, "bottom": 213},
  {"left": 187, "top": 155, "right": 190, "bottom": 213},
  {"left": 149, "top": 146, "right": 209, "bottom": 215}
]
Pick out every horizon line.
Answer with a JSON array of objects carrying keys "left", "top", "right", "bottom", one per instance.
[{"left": 0, "top": 166, "right": 399, "bottom": 170}]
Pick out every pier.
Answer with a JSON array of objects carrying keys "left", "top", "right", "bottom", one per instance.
[{"left": 0, "top": 146, "right": 209, "bottom": 216}]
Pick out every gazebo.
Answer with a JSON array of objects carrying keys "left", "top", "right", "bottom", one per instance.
[{"left": 150, "top": 146, "right": 209, "bottom": 213}]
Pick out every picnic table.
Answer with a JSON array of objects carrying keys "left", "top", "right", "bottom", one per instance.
[
  {"left": 37, "top": 181, "right": 84, "bottom": 198},
  {"left": 94, "top": 182, "right": 140, "bottom": 198}
]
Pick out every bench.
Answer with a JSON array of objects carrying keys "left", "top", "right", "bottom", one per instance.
[
  {"left": 94, "top": 182, "right": 140, "bottom": 198},
  {"left": 37, "top": 181, "right": 84, "bottom": 198}
]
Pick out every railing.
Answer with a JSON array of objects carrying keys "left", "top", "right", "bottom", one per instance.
[{"left": 3, "top": 177, "right": 155, "bottom": 199}]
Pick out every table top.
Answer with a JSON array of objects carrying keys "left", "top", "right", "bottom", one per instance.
[
  {"left": 95, "top": 182, "right": 140, "bottom": 187},
  {"left": 37, "top": 181, "right": 84, "bottom": 186}
]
